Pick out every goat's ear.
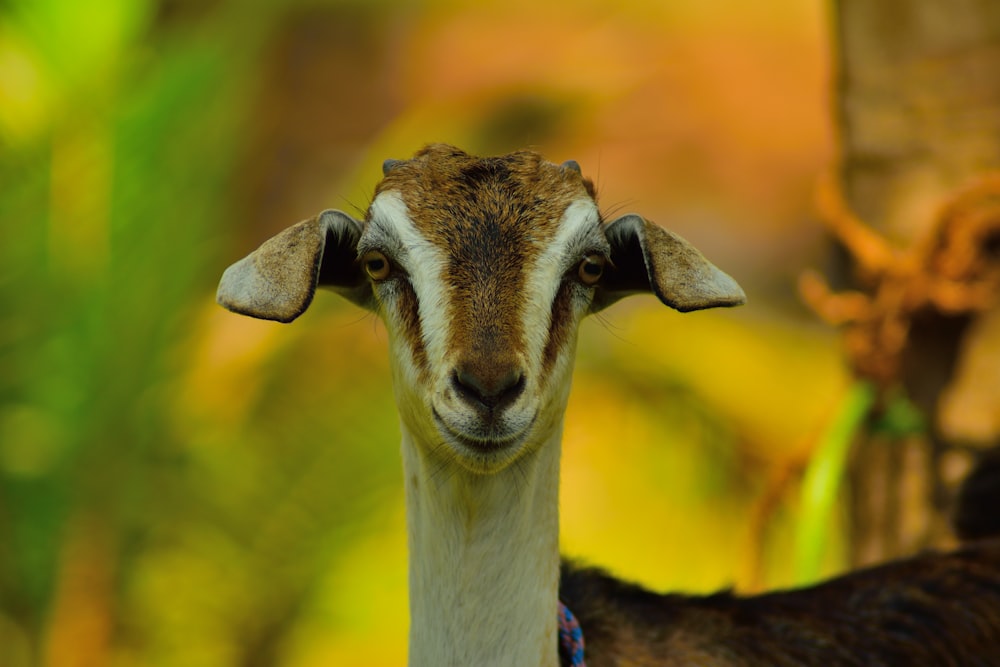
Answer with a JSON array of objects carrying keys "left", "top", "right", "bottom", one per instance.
[
  {"left": 592, "top": 214, "right": 746, "bottom": 313},
  {"left": 216, "top": 209, "right": 370, "bottom": 323}
]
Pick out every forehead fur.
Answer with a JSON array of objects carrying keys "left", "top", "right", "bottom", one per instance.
[{"left": 371, "top": 144, "right": 599, "bottom": 245}]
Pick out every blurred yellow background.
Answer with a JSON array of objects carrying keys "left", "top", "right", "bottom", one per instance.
[{"left": 0, "top": 1, "right": 853, "bottom": 665}]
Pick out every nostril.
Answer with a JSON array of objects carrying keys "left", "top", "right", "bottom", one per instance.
[
  {"left": 452, "top": 365, "right": 525, "bottom": 411},
  {"left": 452, "top": 369, "right": 484, "bottom": 406},
  {"left": 500, "top": 373, "right": 526, "bottom": 406}
]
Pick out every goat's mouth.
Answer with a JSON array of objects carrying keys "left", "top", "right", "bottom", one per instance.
[{"left": 431, "top": 408, "right": 536, "bottom": 456}]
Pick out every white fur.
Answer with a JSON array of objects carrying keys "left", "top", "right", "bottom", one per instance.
[
  {"left": 370, "top": 192, "right": 602, "bottom": 666},
  {"left": 368, "top": 192, "right": 451, "bottom": 378},
  {"left": 522, "top": 199, "right": 605, "bottom": 380},
  {"left": 403, "top": 424, "right": 563, "bottom": 667}
]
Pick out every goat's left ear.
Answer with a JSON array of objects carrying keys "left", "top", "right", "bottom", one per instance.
[
  {"left": 216, "top": 209, "right": 369, "bottom": 323},
  {"left": 592, "top": 214, "right": 746, "bottom": 313}
]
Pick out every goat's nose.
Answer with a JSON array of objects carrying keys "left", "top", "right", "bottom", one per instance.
[{"left": 451, "top": 363, "right": 525, "bottom": 412}]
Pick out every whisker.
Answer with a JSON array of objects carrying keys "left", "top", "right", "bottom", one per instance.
[
  {"left": 338, "top": 194, "right": 371, "bottom": 220},
  {"left": 590, "top": 311, "right": 633, "bottom": 346},
  {"left": 601, "top": 199, "right": 636, "bottom": 221},
  {"left": 336, "top": 309, "right": 376, "bottom": 329}
]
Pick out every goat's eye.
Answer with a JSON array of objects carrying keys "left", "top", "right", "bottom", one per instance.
[
  {"left": 577, "top": 254, "right": 606, "bottom": 286},
  {"left": 362, "top": 250, "right": 391, "bottom": 281}
]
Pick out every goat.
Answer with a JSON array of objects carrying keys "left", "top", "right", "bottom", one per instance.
[{"left": 217, "top": 144, "right": 1000, "bottom": 666}]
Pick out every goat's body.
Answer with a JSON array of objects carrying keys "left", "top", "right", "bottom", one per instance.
[
  {"left": 561, "top": 538, "right": 1000, "bottom": 666},
  {"left": 218, "top": 145, "right": 1000, "bottom": 666}
]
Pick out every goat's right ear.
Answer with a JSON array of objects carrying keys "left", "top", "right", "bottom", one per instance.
[
  {"left": 592, "top": 214, "right": 746, "bottom": 313},
  {"left": 216, "top": 209, "right": 370, "bottom": 323}
]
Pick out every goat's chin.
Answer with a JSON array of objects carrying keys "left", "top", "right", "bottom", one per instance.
[{"left": 430, "top": 408, "right": 538, "bottom": 474}]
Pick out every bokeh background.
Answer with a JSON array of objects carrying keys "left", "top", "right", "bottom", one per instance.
[{"left": 0, "top": 1, "right": 854, "bottom": 665}]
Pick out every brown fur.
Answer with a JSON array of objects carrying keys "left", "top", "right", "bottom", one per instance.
[
  {"left": 374, "top": 145, "right": 597, "bottom": 383},
  {"left": 392, "top": 279, "right": 430, "bottom": 379},
  {"left": 543, "top": 281, "right": 578, "bottom": 375},
  {"left": 559, "top": 449, "right": 1000, "bottom": 666},
  {"left": 559, "top": 539, "right": 1000, "bottom": 666}
]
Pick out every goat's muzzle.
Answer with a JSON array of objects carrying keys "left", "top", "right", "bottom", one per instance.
[
  {"left": 432, "top": 359, "right": 536, "bottom": 457},
  {"left": 450, "top": 362, "right": 526, "bottom": 416}
]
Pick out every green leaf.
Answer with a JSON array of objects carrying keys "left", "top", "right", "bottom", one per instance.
[{"left": 793, "top": 381, "right": 875, "bottom": 583}]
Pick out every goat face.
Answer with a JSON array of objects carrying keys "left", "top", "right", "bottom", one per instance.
[
  {"left": 361, "top": 148, "right": 609, "bottom": 472},
  {"left": 217, "top": 144, "right": 745, "bottom": 473}
]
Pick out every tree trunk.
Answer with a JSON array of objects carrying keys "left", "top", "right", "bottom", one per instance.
[{"left": 831, "top": 0, "right": 1000, "bottom": 566}]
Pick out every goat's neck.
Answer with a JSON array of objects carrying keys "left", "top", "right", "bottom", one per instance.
[{"left": 401, "top": 422, "right": 563, "bottom": 667}]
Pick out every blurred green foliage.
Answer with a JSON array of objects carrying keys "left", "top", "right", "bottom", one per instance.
[
  {"left": 0, "top": 1, "right": 407, "bottom": 663},
  {"left": 0, "top": 1, "right": 850, "bottom": 665}
]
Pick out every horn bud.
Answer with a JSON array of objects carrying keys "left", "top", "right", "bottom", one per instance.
[
  {"left": 560, "top": 160, "right": 582, "bottom": 175},
  {"left": 383, "top": 159, "right": 407, "bottom": 175}
]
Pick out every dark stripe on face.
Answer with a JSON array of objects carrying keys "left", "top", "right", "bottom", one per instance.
[
  {"left": 543, "top": 281, "right": 576, "bottom": 376},
  {"left": 447, "top": 196, "right": 532, "bottom": 365},
  {"left": 392, "top": 280, "right": 429, "bottom": 378}
]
